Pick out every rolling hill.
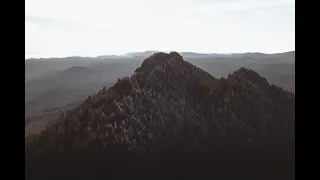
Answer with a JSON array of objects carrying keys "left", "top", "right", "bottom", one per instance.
[{"left": 25, "top": 66, "right": 113, "bottom": 117}]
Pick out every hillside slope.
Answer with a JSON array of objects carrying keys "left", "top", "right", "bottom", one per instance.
[
  {"left": 25, "top": 52, "right": 295, "bottom": 180},
  {"left": 25, "top": 66, "right": 114, "bottom": 116}
]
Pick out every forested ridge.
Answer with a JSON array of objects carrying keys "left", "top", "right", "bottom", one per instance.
[{"left": 25, "top": 52, "right": 295, "bottom": 180}]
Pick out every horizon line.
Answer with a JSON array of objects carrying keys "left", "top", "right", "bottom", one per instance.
[{"left": 25, "top": 50, "right": 295, "bottom": 60}]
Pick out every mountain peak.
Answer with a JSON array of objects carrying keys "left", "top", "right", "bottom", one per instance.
[
  {"left": 140, "top": 52, "right": 182, "bottom": 69},
  {"left": 169, "top": 51, "right": 183, "bottom": 59},
  {"left": 26, "top": 52, "right": 295, "bottom": 179},
  {"left": 228, "top": 67, "right": 269, "bottom": 88}
]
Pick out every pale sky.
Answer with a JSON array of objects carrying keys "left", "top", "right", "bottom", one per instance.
[{"left": 25, "top": 0, "right": 295, "bottom": 58}]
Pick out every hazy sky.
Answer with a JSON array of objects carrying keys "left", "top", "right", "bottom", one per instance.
[{"left": 25, "top": 0, "right": 295, "bottom": 58}]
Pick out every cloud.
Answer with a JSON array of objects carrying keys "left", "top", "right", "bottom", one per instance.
[
  {"left": 25, "top": 16, "right": 71, "bottom": 27},
  {"left": 25, "top": 0, "right": 294, "bottom": 27}
]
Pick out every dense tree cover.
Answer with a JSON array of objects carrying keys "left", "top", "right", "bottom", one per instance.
[{"left": 25, "top": 52, "right": 295, "bottom": 180}]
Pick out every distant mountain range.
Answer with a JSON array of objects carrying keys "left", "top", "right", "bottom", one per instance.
[{"left": 26, "top": 50, "right": 295, "bottom": 61}]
